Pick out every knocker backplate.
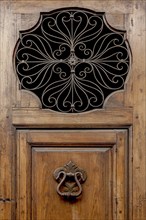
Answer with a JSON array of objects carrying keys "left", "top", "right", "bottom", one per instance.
[{"left": 14, "top": 7, "right": 131, "bottom": 113}]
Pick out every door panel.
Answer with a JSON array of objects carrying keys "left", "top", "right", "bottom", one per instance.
[
  {"left": 17, "top": 130, "right": 128, "bottom": 220},
  {"left": 32, "top": 148, "right": 112, "bottom": 220}
]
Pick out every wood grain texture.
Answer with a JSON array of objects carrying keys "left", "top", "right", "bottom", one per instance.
[
  {"left": 27, "top": 130, "right": 116, "bottom": 145},
  {"left": 131, "top": 2, "right": 146, "bottom": 219},
  {"left": 11, "top": 0, "right": 133, "bottom": 14},
  {"left": 17, "top": 130, "right": 128, "bottom": 220},
  {"left": 16, "top": 132, "right": 31, "bottom": 220},
  {"left": 12, "top": 108, "right": 133, "bottom": 128},
  {"left": 0, "top": 0, "right": 145, "bottom": 219},
  {"left": 0, "top": 203, "right": 12, "bottom": 220},
  {"left": 116, "top": 131, "right": 128, "bottom": 219},
  {"left": 32, "top": 149, "right": 112, "bottom": 220},
  {"left": 0, "top": 3, "right": 16, "bottom": 219}
]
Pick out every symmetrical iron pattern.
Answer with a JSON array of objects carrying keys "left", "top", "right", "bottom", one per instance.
[
  {"left": 14, "top": 7, "right": 131, "bottom": 113},
  {"left": 53, "top": 161, "right": 87, "bottom": 199}
]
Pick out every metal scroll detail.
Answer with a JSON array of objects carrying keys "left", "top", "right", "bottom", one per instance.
[
  {"left": 14, "top": 7, "right": 131, "bottom": 113},
  {"left": 53, "top": 161, "right": 87, "bottom": 198}
]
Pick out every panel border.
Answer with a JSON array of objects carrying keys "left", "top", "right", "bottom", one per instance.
[{"left": 16, "top": 129, "right": 129, "bottom": 220}]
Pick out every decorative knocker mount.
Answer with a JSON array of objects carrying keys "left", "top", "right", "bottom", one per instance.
[
  {"left": 13, "top": 7, "right": 131, "bottom": 113},
  {"left": 53, "top": 161, "right": 87, "bottom": 199}
]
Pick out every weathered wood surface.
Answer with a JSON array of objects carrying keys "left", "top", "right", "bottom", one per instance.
[
  {"left": 17, "top": 130, "right": 128, "bottom": 220},
  {"left": 0, "top": 0, "right": 145, "bottom": 219},
  {"left": 131, "top": 2, "right": 146, "bottom": 220},
  {"left": 0, "top": 2, "right": 16, "bottom": 220},
  {"left": 12, "top": 108, "right": 133, "bottom": 128}
]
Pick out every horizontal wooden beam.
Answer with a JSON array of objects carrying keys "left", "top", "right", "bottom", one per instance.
[
  {"left": 11, "top": 1, "right": 133, "bottom": 14},
  {"left": 26, "top": 130, "right": 117, "bottom": 144},
  {"left": 12, "top": 108, "right": 133, "bottom": 128}
]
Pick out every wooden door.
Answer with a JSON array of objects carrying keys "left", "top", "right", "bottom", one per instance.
[{"left": 0, "top": 1, "right": 146, "bottom": 220}]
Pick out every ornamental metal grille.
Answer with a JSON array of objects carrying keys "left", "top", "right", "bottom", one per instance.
[{"left": 14, "top": 7, "right": 131, "bottom": 113}]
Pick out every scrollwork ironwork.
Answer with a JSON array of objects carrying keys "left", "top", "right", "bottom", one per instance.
[{"left": 14, "top": 7, "right": 131, "bottom": 113}]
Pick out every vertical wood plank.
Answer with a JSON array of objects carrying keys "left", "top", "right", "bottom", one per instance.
[
  {"left": 0, "top": 0, "right": 15, "bottom": 207},
  {"left": 13, "top": 12, "right": 22, "bottom": 108},
  {"left": 104, "top": 146, "right": 113, "bottom": 220},
  {"left": 112, "top": 143, "right": 117, "bottom": 220},
  {"left": 116, "top": 131, "right": 128, "bottom": 220},
  {"left": 131, "top": 1, "right": 146, "bottom": 219},
  {"left": 0, "top": 0, "right": 19, "bottom": 217},
  {"left": 124, "top": 12, "right": 134, "bottom": 108},
  {"left": 0, "top": 203, "right": 12, "bottom": 220},
  {"left": 128, "top": 126, "right": 133, "bottom": 220},
  {"left": 17, "top": 131, "right": 31, "bottom": 220}
]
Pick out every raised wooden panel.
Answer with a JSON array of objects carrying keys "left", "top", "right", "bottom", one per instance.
[
  {"left": 32, "top": 148, "right": 113, "bottom": 220},
  {"left": 17, "top": 130, "right": 128, "bottom": 220}
]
